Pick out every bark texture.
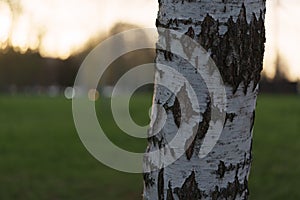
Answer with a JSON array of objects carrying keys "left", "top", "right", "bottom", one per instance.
[{"left": 144, "top": 0, "right": 266, "bottom": 199}]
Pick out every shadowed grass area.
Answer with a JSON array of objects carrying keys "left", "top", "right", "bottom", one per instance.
[
  {"left": 0, "top": 94, "right": 299, "bottom": 199},
  {"left": 0, "top": 95, "right": 148, "bottom": 200},
  {"left": 250, "top": 95, "right": 300, "bottom": 200}
]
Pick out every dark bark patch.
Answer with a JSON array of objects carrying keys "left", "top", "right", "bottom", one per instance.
[
  {"left": 163, "top": 95, "right": 181, "bottom": 128},
  {"left": 171, "top": 96, "right": 181, "bottom": 128},
  {"left": 167, "top": 181, "right": 175, "bottom": 200},
  {"left": 156, "top": 48, "right": 174, "bottom": 62},
  {"left": 148, "top": 136, "right": 164, "bottom": 148},
  {"left": 143, "top": 172, "right": 155, "bottom": 188},
  {"left": 212, "top": 163, "right": 250, "bottom": 199},
  {"left": 177, "top": 84, "right": 199, "bottom": 124},
  {"left": 198, "top": 5, "right": 265, "bottom": 94},
  {"left": 156, "top": 5, "right": 265, "bottom": 95},
  {"left": 225, "top": 113, "right": 237, "bottom": 125},
  {"left": 181, "top": 0, "right": 196, "bottom": 4},
  {"left": 158, "top": 168, "right": 165, "bottom": 200},
  {"left": 158, "top": 92, "right": 181, "bottom": 129},
  {"left": 196, "top": 100, "right": 212, "bottom": 139},
  {"left": 156, "top": 18, "right": 180, "bottom": 30},
  {"left": 157, "top": 17, "right": 200, "bottom": 28},
  {"left": 185, "top": 26, "right": 195, "bottom": 39},
  {"left": 198, "top": 14, "right": 220, "bottom": 52},
  {"left": 242, "top": 153, "right": 252, "bottom": 169},
  {"left": 163, "top": 50, "right": 173, "bottom": 62},
  {"left": 250, "top": 111, "right": 255, "bottom": 132},
  {"left": 249, "top": 138, "right": 253, "bottom": 162},
  {"left": 163, "top": 84, "right": 198, "bottom": 129},
  {"left": 178, "top": 18, "right": 194, "bottom": 25},
  {"left": 226, "top": 175, "right": 249, "bottom": 199},
  {"left": 215, "top": 161, "right": 236, "bottom": 179},
  {"left": 216, "top": 161, "right": 226, "bottom": 179},
  {"left": 185, "top": 99, "right": 211, "bottom": 160},
  {"left": 174, "top": 171, "right": 202, "bottom": 200},
  {"left": 211, "top": 186, "right": 221, "bottom": 200},
  {"left": 185, "top": 136, "right": 196, "bottom": 161},
  {"left": 211, "top": 175, "right": 249, "bottom": 200}
]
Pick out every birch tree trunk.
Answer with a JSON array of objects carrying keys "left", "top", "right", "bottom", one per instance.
[{"left": 143, "top": 0, "right": 266, "bottom": 199}]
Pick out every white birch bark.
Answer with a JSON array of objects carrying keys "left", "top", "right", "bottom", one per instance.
[{"left": 143, "top": 0, "right": 266, "bottom": 199}]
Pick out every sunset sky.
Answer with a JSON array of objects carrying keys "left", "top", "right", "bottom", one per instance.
[{"left": 0, "top": 0, "right": 299, "bottom": 81}]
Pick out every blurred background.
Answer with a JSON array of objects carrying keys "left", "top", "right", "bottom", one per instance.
[{"left": 0, "top": 0, "right": 299, "bottom": 199}]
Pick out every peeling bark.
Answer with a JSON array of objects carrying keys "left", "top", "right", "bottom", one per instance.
[
  {"left": 216, "top": 161, "right": 227, "bottom": 179},
  {"left": 225, "top": 113, "right": 237, "bottom": 124},
  {"left": 210, "top": 174, "right": 249, "bottom": 200},
  {"left": 167, "top": 182, "right": 175, "bottom": 200},
  {"left": 250, "top": 111, "right": 256, "bottom": 133},
  {"left": 173, "top": 171, "right": 202, "bottom": 200},
  {"left": 158, "top": 168, "right": 165, "bottom": 200},
  {"left": 144, "top": 172, "right": 155, "bottom": 188},
  {"left": 144, "top": 0, "right": 266, "bottom": 199},
  {"left": 185, "top": 99, "right": 211, "bottom": 160}
]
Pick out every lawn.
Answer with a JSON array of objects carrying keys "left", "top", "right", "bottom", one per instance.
[{"left": 0, "top": 94, "right": 299, "bottom": 199}]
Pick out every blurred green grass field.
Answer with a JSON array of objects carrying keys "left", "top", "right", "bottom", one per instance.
[{"left": 0, "top": 94, "right": 299, "bottom": 200}]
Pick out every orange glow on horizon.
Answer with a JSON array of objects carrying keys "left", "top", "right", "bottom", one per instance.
[
  {"left": 0, "top": 0, "right": 158, "bottom": 60},
  {"left": 0, "top": 0, "right": 299, "bottom": 81}
]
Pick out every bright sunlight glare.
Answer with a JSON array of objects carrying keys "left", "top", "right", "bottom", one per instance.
[
  {"left": 263, "top": 0, "right": 300, "bottom": 81},
  {"left": 0, "top": 0, "right": 157, "bottom": 59},
  {"left": 0, "top": 1, "right": 12, "bottom": 48}
]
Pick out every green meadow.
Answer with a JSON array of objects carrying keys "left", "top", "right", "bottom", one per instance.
[{"left": 0, "top": 94, "right": 299, "bottom": 200}]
